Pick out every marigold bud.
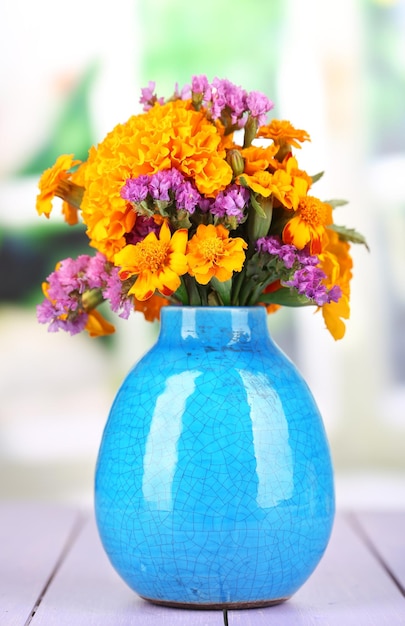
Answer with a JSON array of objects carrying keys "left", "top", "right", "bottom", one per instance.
[
  {"left": 82, "top": 288, "right": 104, "bottom": 312},
  {"left": 226, "top": 149, "right": 245, "bottom": 177},
  {"left": 248, "top": 195, "right": 273, "bottom": 241}
]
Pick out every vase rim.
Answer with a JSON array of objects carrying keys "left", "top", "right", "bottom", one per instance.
[{"left": 161, "top": 305, "right": 267, "bottom": 314}]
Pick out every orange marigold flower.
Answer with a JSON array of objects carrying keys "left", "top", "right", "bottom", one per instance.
[
  {"left": 61, "top": 201, "right": 79, "bottom": 226},
  {"left": 36, "top": 154, "right": 81, "bottom": 220},
  {"left": 240, "top": 165, "right": 306, "bottom": 211},
  {"left": 283, "top": 196, "right": 333, "bottom": 254},
  {"left": 241, "top": 145, "right": 278, "bottom": 175},
  {"left": 258, "top": 120, "right": 311, "bottom": 149},
  {"left": 79, "top": 99, "right": 233, "bottom": 259},
  {"left": 186, "top": 224, "right": 247, "bottom": 285},
  {"left": 114, "top": 221, "right": 188, "bottom": 301},
  {"left": 134, "top": 294, "right": 169, "bottom": 322},
  {"left": 239, "top": 171, "right": 273, "bottom": 197},
  {"left": 318, "top": 229, "right": 353, "bottom": 340},
  {"left": 85, "top": 309, "right": 116, "bottom": 337},
  {"left": 276, "top": 155, "right": 312, "bottom": 193},
  {"left": 271, "top": 168, "right": 307, "bottom": 210}
]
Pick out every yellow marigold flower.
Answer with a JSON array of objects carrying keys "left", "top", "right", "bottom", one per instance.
[
  {"left": 36, "top": 154, "right": 80, "bottom": 220},
  {"left": 319, "top": 229, "right": 353, "bottom": 340},
  {"left": 85, "top": 310, "right": 116, "bottom": 337},
  {"left": 258, "top": 120, "right": 311, "bottom": 149},
  {"left": 186, "top": 224, "right": 247, "bottom": 285},
  {"left": 283, "top": 196, "right": 333, "bottom": 254},
  {"left": 114, "top": 221, "right": 188, "bottom": 301}
]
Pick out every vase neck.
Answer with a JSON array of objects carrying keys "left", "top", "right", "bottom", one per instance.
[{"left": 158, "top": 306, "right": 272, "bottom": 351}]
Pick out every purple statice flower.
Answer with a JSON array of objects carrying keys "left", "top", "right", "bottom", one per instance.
[
  {"left": 257, "top": 236, "right": 322, "bottom": 270},
  {"left": 295, "top": 249, "right": 320, "bottom": 266},
  {"left": 198, "top": 197, "right": 214, "bottom": 213},
  {"left": 211, "top": 185, "right": 249, "bottom": 222},
  {"left": 149, "top": 170, "right": 174, "bottom": 202},
  {"left": 246, "top": 91, "right": 274, "bottom": 126},
  {"left": 257, "top": 236, "right": 300, "bottom": 269},
  {"left": 126, "top": 215, "right": 161, "bottom": 245},
  {"left": 149, "top": 169, "right": 200, "bottom": 209},
  {"left": 121, "top": 176, "right": 150, "bottom": 203},
  {"left": 123, "top": 168, "right": 201, "bottom": 215},
  {"left": 256, "top": 236, "right": 342, "bottom": 306},
  {"left": 178, "top": 76, "right": 275, "bottom": 130},
  {"left": 139, "top": 81, "right": 165, "bottom": 111},
  {"left": 175, "top": 180, "right": 201, "bottom": 213},
  {"left": 283, "top": 267, "right": 342, "bottom": 306},
  {"left": 210, "top": 78, "right": 248, "bottom": 127}
]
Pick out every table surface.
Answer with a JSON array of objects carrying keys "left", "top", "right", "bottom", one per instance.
[{"left": 1, "top": 503, "right": 404, "bottom": 626}]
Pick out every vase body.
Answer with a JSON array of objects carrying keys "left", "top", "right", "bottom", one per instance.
[{"left": 95, "top": 306, "right": 334, "bottom": 608}]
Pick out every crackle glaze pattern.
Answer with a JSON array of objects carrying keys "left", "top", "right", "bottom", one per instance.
[{"left": 95, "top": 307, "right": 335, "bottom": 607}]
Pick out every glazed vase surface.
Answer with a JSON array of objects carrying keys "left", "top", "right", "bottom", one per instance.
[{"left": 95, "top": 306, "right": 335, "bottom": 608}]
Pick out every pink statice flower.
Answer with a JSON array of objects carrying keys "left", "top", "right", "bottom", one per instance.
[
  {"left": 246, "top": 91, "right": 274, "bottom": 126},
  {"left": 37, "top": 253, "right": 133, "bottom": 334},
  {"left": 121, "top": 176, "right": 150, "bottom": 203},
  {"left": 210, "top": 77, "right": 247, "bottom": 127},
  {"left": 139, "top": 81, "right": 165, "bottom": 111}
]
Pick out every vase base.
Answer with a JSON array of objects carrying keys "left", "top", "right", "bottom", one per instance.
[{"left": 141, "top": 595, "right": 289, "bottom": 610}]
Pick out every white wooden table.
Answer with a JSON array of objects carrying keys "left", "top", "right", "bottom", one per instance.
[{"left": 1, "top": 503, "right": 404, "bottom": 625}]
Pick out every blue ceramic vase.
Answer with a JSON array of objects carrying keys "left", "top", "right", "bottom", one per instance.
[{"left": 95, "top": 306, "right": 334, "bottom": 608}]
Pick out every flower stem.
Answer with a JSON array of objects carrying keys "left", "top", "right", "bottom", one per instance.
[{"left": 230, "top": 269, "right": 246, "bottom": 305}]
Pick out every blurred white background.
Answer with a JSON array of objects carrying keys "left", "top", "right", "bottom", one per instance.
[{"left": 0, "top": 0, "right": 404, "bottom": 509}]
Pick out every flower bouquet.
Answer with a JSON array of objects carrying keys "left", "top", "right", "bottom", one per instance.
[{"left": 36, "top": 75, "right": 366, "bottom": 340}]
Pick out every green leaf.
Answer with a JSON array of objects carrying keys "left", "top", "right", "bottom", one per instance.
[
  {"left": 173, "top": 278, "right": 189, "bottom": 305},
  {"left": 250, "top": 193, "right": 267, "bottom": 218},
  {"left": 248, "top": 195, "right": 273, "bottom": 240},
  {"left": 210, "top": 277, "right": 232, "bottom": 305},
  {"left": 324, "top": 199, "right": 349, "bottom": 208},
  {"left": 238, "top": 178, "right": 272, "bottom": 221},
  {"left": 311, "top": 171, "right": 324, "bottom": 184},
  {"left": 259, "top": 288, "right": 314, "bottom": 307},
  {"left": 329, "top": 224, "right": 370, "bottom": 250}
]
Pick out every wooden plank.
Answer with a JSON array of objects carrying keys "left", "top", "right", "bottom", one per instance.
[
  {"left": 31, "top": 514, "right": 224, "bottom": 626},
  {"left": 0, "top": 501, "right": 81, "bottom": 626},
  {"left": 227, "top": 513, "right": 405, "bottom": 625},
  {"left": 352, "top": 511, "right": 405, "bottom": 594}
]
